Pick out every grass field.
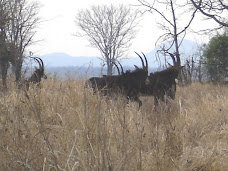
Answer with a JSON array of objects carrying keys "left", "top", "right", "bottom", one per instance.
[{"left": 0, "top": 79, "right": 227, "bottom": 170}]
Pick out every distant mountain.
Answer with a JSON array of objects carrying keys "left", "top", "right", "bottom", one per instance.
[
  {"left": 41, "top": 39, "right": 199, "bottom": 69},
  {"left": 37, "top": 39, "right": 199, "bottom": 79},
  {"left": 41, "top": 53, "right": 102, "bottom": 67}
]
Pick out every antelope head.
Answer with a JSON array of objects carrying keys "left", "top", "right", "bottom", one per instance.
[
  {"left": 31, "top": 57, "right": 47, "bottom": 79},
  {"left": 134, "top": 51, "right": 148, "bottom": 73}
]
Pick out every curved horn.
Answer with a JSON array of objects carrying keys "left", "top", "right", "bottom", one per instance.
[
  {"left": 111, "top": 61, "right": 120, "bottom": 75},
  {"left": 36, "top": 57, "right": 45, "bottom": 72},
  {"left": 134, "top": 51, "right": 145, "bottom": 69},
  {"left": 141, "top": 52, "right": 148, "bottom": 71},
  {"left": 30, "top": 57, "right": 42, "bottom": 70},
  {"left": 117, "top": 61, "right": 124, "bottom": 74}
]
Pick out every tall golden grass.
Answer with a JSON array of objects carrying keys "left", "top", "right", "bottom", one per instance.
[{"left": 0, "top": 79, "right": 227, "bottom": 170}]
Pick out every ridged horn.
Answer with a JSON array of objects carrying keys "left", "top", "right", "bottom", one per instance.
[
  {"left": 117, "top": 61, "right": 124, "bottom": 74},
  {"left": 111, "top": 61, "right": 120, "bottom": 75},
  {"left": 36, "top": 57, "right": 45, "bottom": 72},
  {"left": 134, "top": 51, "right": 145, "bottom": 69},
  {"left": 31, "top": 57, "right": 42, "bottom": 70},
  {"left": 141, "top": 52, "right": 148, "bottom": 71}
]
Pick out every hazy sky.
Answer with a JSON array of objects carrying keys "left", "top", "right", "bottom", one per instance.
[{"left": 30, "top": 0, "right": 210, "bottom": 57}]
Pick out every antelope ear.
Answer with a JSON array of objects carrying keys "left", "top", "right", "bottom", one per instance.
[
  {"left": 173, "top": 65, "right": 184, "bottom": 71},
  {"left": 178, "top": 66, "right": 184, "bottom": 70},
  {"left": 167, "top": 62, "right": 173, "bottom": 68},
  {"left": 134, "top": 65, "right": 140, "bottom": 69},
  {"left": 34, "top": 66, "right": 38, "bottom": 70}
]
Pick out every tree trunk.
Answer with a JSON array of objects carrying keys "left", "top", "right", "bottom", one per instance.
[
  {"left": 106, "top": 58, "right": 113, "bottom": 76},
  {"left": 15, "top": 64, "right": 22, "bottom": 83},
  {"left": 11, "top": 53, "right": 23, "bottom": 83},
  {"left": 0, "top": 60, "right": 9, "bottom": 91},
  {"left": 170, "top": 0, "right": 181, "bottom": 67}
]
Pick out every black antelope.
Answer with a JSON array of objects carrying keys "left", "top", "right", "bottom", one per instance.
[
  {"left": 86, "top": 52, "right": 148, "bottom": 107},
  {"left": 25, "top": 57, "right": 47, "bottom": 90},
  {"left": 142, "top": 65, "right": 184, "bottom": 105}
]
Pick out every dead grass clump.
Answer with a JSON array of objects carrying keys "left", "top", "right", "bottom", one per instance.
[
  {"left": 0, "top": 80, "right": 227, "bottom": 170},
  {"left": 176, "top": 83, "right": 228, "bottom": 170}
]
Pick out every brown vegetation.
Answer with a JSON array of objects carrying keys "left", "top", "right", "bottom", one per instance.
[{"left": 0, "top": 79, "right": 227, "bottom": 170}]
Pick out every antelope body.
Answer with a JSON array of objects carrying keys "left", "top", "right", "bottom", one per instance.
[
  {"left": 143, "top": 65, "right": 184, "bottom": 105},
  {"left": 86, "top": 52, "right": 148, "bottom": 107}
]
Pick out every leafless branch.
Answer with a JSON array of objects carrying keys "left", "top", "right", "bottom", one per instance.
[
  {"left": 189, "top": 0, "right": 228, "bottom": 27},
  {"left": 138, "top": 0, "right": 197, "bottom": 66},
  {"left": 75, "top": 4, "right": 141, "bottom": 75}
]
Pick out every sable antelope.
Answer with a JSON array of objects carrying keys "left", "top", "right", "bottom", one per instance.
[
  {"left": 118, "top": 52, "right": 148, "bottom": 106},
  {"left": 25, "top": 57, "right": 47, "bottom": 90},
  {"left": 144, "top": 65, "right": 184, "bottom": 105},
  {"left": 86, "top": 52, "right": 148, "bottom": 107},
  {"left": 85, "top": 61, "right": 120, "bottom": 94}
]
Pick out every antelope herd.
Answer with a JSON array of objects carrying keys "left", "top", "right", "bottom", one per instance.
[
  {"left": 23, "top": 52, "right": 183, "bottom": 107},
  {"left": 86, "top": 52, "right": 148, "bottom": 107},
  {"left": 86, "top": 52, "right": 183, "bottom": 107}
]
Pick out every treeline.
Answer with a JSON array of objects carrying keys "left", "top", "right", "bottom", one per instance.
[{"left": 180, "top": 29, "right": 228, "bottom": 85}]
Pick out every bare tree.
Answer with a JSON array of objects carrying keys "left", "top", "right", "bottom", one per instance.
[
  {"left": 137, "top": 0, "right": 198, "bottom": 66},
  {"left": 5, "top": 0, "right": 41, "bottom": 83},
  {"left": 75, "top": 4, "right": 140, "bottom": 75},
  {"left": 0, "top": 0, "right": 40, "bottom": 90},
  {"left": 189, "top": 0, "right": 228, "bottom": 28},
  {"left": 179, "top": 44, "right": 209, "bottom": 84},
  {"left": 0, "top": 45, "right": 10, "bottom": 91},
  {"left": 0, "top": 0, "right": 11, "bottom": 91}
]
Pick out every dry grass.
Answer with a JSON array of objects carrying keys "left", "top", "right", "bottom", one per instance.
[{"left": 0, "top": 79, "right": 227, "bottom": 170}]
